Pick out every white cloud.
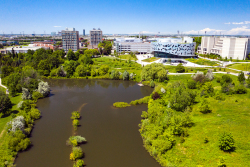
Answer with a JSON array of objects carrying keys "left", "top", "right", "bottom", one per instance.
[
  {"left": 185, "top": 28, "right": 224, "bottom": 35},
  {"left": 224, "top": 22, "right": 231, "bottom": 24},
  {"left": 226, "top": 26, "right": 250, "bottom": 35},
  {"left": 185, "top": 26, "right": 250, "bottom": 35},
  {"left": 232, "top": 22, "right": 244, "bottom": 25},
  {"left": 231, "top": 21, "right": 250, "bottom": 25},
  {"left": 53, "top": 26, "right": 61, "bottom": 27}
]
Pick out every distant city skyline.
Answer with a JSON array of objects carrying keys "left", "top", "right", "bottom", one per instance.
[{"left": 0, "top": 0, "right": 250, "bottom": 35}]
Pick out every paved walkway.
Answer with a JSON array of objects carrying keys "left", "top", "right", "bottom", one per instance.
[
  {"left": 0, "top": 78, "right": 7, "bottom": 89},
  {"left": 168, "top": 71, "right": 239, "bottom": 76}
]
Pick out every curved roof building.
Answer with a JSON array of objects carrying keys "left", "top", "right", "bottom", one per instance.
[{"left": 151, "top": 37, "right": 196, "bottom": 58}]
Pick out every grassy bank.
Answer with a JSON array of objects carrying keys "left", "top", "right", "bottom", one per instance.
[
  {"left": 138, "top": 73, "right": 250, "bottom": 166},
  {"left": 186, "top": 58, "right": 220, "bottom": 66},
  {"left": 227, "top": 63, "right": 250, "bottom": 71},
  {"left": 118, "top": 54, "right": 137, "bottom": 61},
  {"left": 142, "top": 57, "right": 160, "bottom": 62}
]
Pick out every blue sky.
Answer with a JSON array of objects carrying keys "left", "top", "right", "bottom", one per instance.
[{"left": 0, "top": 0, "right": 250, "bottom": 35}]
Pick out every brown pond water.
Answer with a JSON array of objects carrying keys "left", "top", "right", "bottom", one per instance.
[{"left": 15, "top": 79, "right": 161, "bottom": 167}]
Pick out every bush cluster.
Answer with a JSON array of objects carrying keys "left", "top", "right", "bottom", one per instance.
[
  {"left": 71, "top": 111, "right": 80, "bottom": 130},
  {"left": 113, "top": 102, "right": 130, "bottom": 108}
]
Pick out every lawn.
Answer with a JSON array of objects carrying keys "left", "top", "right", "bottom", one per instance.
[
  {"left": 119, "top": 54, "right": 137, "bottom": 61},
  {"left": 142, "top": 57, "right": 160, "bottom": 62},
  {"left": 173, "top": 92, "right": 250, "bottom": 166},
  {"left": 0, "top": 93, "right": 22, "bottom": 140},
  {"left": 186, "top": 58, "right": 220, "bottom": 66},
  {"left": 147, "top": 73, "right": 250, "bottom": 166},
  {"left": 227, "top": 63, "right": 250, "bottom": 71}
]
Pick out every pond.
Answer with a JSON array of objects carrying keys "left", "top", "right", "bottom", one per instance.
[{"left": 15, "top": 79, "right": 161, "bottom": 167}]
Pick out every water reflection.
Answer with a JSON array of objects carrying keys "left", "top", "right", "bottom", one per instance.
[{"left": 15, "top": 79, "right": 159, "bottom": 167}]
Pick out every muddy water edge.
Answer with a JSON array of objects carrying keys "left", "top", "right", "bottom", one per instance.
[{"left": 15, "top": 79, "right": 161, "bottom": 167}]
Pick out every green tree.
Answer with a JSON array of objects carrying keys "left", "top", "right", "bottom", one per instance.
[
  {"left": 0, "top": 91, "right": 12, "bottom": 116},
  {"left": 238, "top": 71, "right": 245, "bottom": 83},
  {"left": 6, "top": 73, "right": 21, "bottom": 96},
  {"left": 141, "top": 63, "right": 166, "bottom": 81},
  {"left": 219, "top": 132, "right": 235, "bottom": 152},
  {"left": 122, "top": 70, "right": 129, "bottom": 80},
  {"left": 98, "top": 65, "right": 109, "bottom": 76},
  {"left": 157, "top": 69, "right": 168, "bottom": 82},
  {"left": 78, "top": 54, "right": 93, "bottom": 65},
  {"left": 67, "top": 49, "right": 77, "bottom": 61},
  {"left": 74, "top": 65, "right": 87, "bottom": 77},
  {"left": 176, "top": 63, "right": 185, "bottom": 73}
]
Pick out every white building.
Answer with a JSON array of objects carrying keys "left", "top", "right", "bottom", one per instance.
[
  {"left": 116, "top": 42, "right": 151, "bottom": 54},
  {"left": 198, "top": 36, "right": 250, "bottom": 60},
  {"left": 151, "top": 37, "right": 196, "bottom": 58},
  {"left": 0, "top": 46, "right": 47, "bottom": 54}
]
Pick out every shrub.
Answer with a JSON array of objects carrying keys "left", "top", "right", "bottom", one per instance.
[
  {"left": 161, "top": 88, "right": 166, "bottom": 94},
  {"left": 221, "top": 75, "right": 232, "bottom": 85},
  {"left": 214, "top": 92, "right": 225, "bottom": 101},
  {"left": 73, "top": 159, "right": 85, "bottom": 167},
  {"left": 169, "top": 83, "right": 196, "bottom": 111},
  {"left": 235, "top": 84, "right": 247, "bottom": 94},
  {"left": 122, "top": 70, "right": 129, "bottom": 80},
  {"left": 216, "top": 77, "right": 221, "bottom": 83},
  {"left": 70, "top": 147, "right": 83, "bottom": 160},
  {"left": 110, "top": 70, "right": 120, "bottom": 80},
  {"left": 70, "top": 136, "right": 87, "bottom": 144},
  {"left": 221, "top": 83, "right": 234, "bottom": 95},
  {"left": 17, "top": 101, "right": 24, "bottom": 109},
  {"left": 187, "top": 80, "right": 197, "bottom": 89},
  {"left": 32, "top": 91, "right": 43, "bottom": 102},
  {"left": 7, "top": 116, "right": 25, "bottom": 133},
  {"left": 150, "top": 80, "right": 155, "bottom": 88},
  {"left": 199, "top": 98, "right": 211, "bottom": 114},
  {"left": 30, "top": 108, "right": 41, "bottom": 120},
  {"left": 192, "top": 71, "right": 206, "bottom": 83},
  {"left": 152, "top": 92, "right": 160, "bottom": 100},
  {"left": 113, "top": 102, "right": 130, "bottom": 108},
  {"left": 38, "top": 81, "right": 50, "bottom": 97},
  {"left": 176, "top": 63, "right": 185, "bottom": 73},
  {"left": 201, "top": 82, "right": 214, "bottom": 97},
  {"left": 7, "top": 130, "right": 31, "bottom": 152},
  {"left": 219, "top": 132, "right": 235, "bottom": 151},
  {"left": 217, "top": 156, "right": 226, "bottom": 167},
  {"left": 205, "top": 69, "right": 214, "bottom": 81},
  {"left": 72, "top": 119, "right": 80, "bottom": 128},
  {"left": 238, "top": 71, "right": 245, "bottom": 83},
  {"left": 71, "top": 111, "right": 80, "bottom": 120},
  {"left": 22, "top": 87, "right": 32, "bottom": 100},
  {"left": 130, "top": 73, "right": 136, "bottom": 80},
  {"left": 130, "top": 96, "right": 150, "bottom": 105}
]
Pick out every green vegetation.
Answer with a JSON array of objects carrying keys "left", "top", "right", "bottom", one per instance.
[
  {"left": 142, "top": 57, "right": 160, "bottom": 62},
  {"left": 227, "top": 63, "right": 250, "bottom": 71},
  {"left": 130, "top": 96, "right": 150, "bottom": 105},
  {"left": 186, "top": 58, "right": 220, "bottom": 66},
  {"left": 135, "top": 72, "right": 250, "bottom": 166},
  {"left": 0, "top": 100, "right": 42, "bottom": 166},
  {"left": 71, "top": 111, "right": 80, "bottom": 130},
  {"left": 113, "top": 102, "right": 130, "bottom": 108},
  {"left": 68, "top": 111, "right": 86, "bottom": 167},
  {"left": 175, "top": 63, "right": 185, "bottom": 73},
  {"left": 119, "top": 54, "right": 137, "bottom": 61}
]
